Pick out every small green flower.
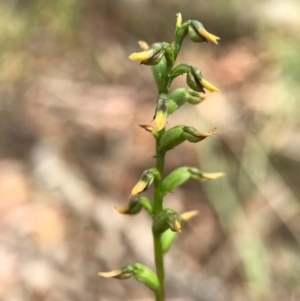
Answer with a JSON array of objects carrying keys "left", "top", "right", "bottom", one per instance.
[
  {"left": 186, "top": 67, "right": 220, "bottom": 93},
  {"left": 98, "top": 265, "right": 133, "bottom": 279},
  {"left": 153, "top": 209, "right": 182, "bottom": 233},
  {"left": 183, "top": 126, "right": 217, "bottom": 142},
  {"left": 99, "top": 263, "right": 159, "bottom": 292},
  {"left": 130, "top": 168, "right": 159, "bottom": 197},
  {"left": 188, "top": 20, "right": 220, "bottom": 44},
  {"left": 129, "top": 43, "right": 164, "bottom": 65}
]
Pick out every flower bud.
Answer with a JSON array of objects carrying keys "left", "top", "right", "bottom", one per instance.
[
  {"left": 183, "top": 126, "right": 216, "bottom": 142},
  {"left": 188, "top": 20, "right": 220, "bottom": 44},
  {"left": 186, "top": 67, "right": 220, "bottom": 93},
  {"left": 132, "top": 263, "right": 160, "bottom": 292},
  {"left": 115, "top": 196, "right": 153, "bottom": 215},
  {"left": 160, "top": 167, "right": 191, "bottom": 195},
  {"left": 153, "top": 209, "right": 182, "bottom": 234},
  {"left": 129, "top": 43, "right": 164, "bottom": 66},
  {"left": 167, "top": 88, "right": 206, "bottom": 115},
  {"left": 130, "top": 168, "right": 159, "bottom": 198},
  {"left": 176, "top": 12, "right": 182, "bottom": 28},
  {"left": 158, "top": 125, "right": 185, "bottom": 152},
  {"left": 145, "top": 42, "right": 174, "bottom": 93},
  {"left": 186, "top": 89, "right": 206, "bottom": 105},
  {"left": 167, "top": 88, "right": 189, "bottom": 115},
  {"left": 154, "top": 94, "right": 168, "bottom": 131}
]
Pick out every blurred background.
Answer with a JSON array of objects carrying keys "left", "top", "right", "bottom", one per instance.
[{"left": 0, "top": 0, "right": 300, "bottom": 300}]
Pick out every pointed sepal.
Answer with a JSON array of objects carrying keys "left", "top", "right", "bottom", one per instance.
[
  {"left": 139, "top": 124, "right": 158, "bottom": 139},
  {"left": 138, "top": 40, "right": 149, "bottom": 50}
]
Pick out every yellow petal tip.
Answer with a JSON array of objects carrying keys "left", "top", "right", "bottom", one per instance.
[
  {"left": 128, "top": 50, "right": 153, "bottom": 62},
  {"left": 155, "top": 111, "right": 167, "bottom": 132},
  {"left": 172, "top": 220, "right": 182, "bottom": 233},
  {"left": 202, "top": 172, "right": 225, "bottom": 180},
  {"left": 114, "top": 206, "right": 129, "bottom": 214},
  {"left": 181, "top": 210, "right": 199, "bottom": 222},
  {"left": 138, "top": 41, "right": 149, "bottom": 50},
  {"left": 98, "top": 270, "right": 121, "bottom": 278},
  {"left": 200, "top": 79, "right": 220, "bottom": 93},
  {"left": 199, "top": 28, "right": 220, "bottom": 45},
  {"left": 176, "top": 13, "right": 182, "bottom": 28},
  {"left": 130, "top": 181, "right": 147, "bottom": 198}
]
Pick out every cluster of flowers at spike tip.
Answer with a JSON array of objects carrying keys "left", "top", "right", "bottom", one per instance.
[{"left": 128, "top": 13, "right": 220, "bottom": 132}]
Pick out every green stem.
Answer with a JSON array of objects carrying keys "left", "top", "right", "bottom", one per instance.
[
  {"left": 154, "top": 233, "right": 164, "bottom": 301},
  {"left": 154, "top": 135, "right": 165, "bottom": 214},
  {"left": 153, "top": 131, "right": 166, "bottom": 301}
]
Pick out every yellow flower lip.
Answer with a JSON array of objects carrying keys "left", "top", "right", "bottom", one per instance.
[
  {"left": 155, "top": 111, "right": 167, "bottom": 132},
  {"left": 114, "top": 205, "right": 130, "bottom": 214},
  {"left": 180, "top": 210, "right": 199, "bottom": 222},
  {"left": 98, "top": 269, "right": 122, "bottom": 278},
  {"left": 130, "top": 180, "right": 148, "bottom": 198},
  {"left": 200, "top": 79, "right": 220, "bottom": 92},
  {"left": 198, "top": 28, "right": 220, "bottom": 45},
  {"left": 201, "top": 172, "right": 225, "bottom": 180},
  {"left": 128, "top": 50, "right": 154, "bottom": 62},
  {"left": 128, "top": 43, "right": 164, "bottom": 65}
]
